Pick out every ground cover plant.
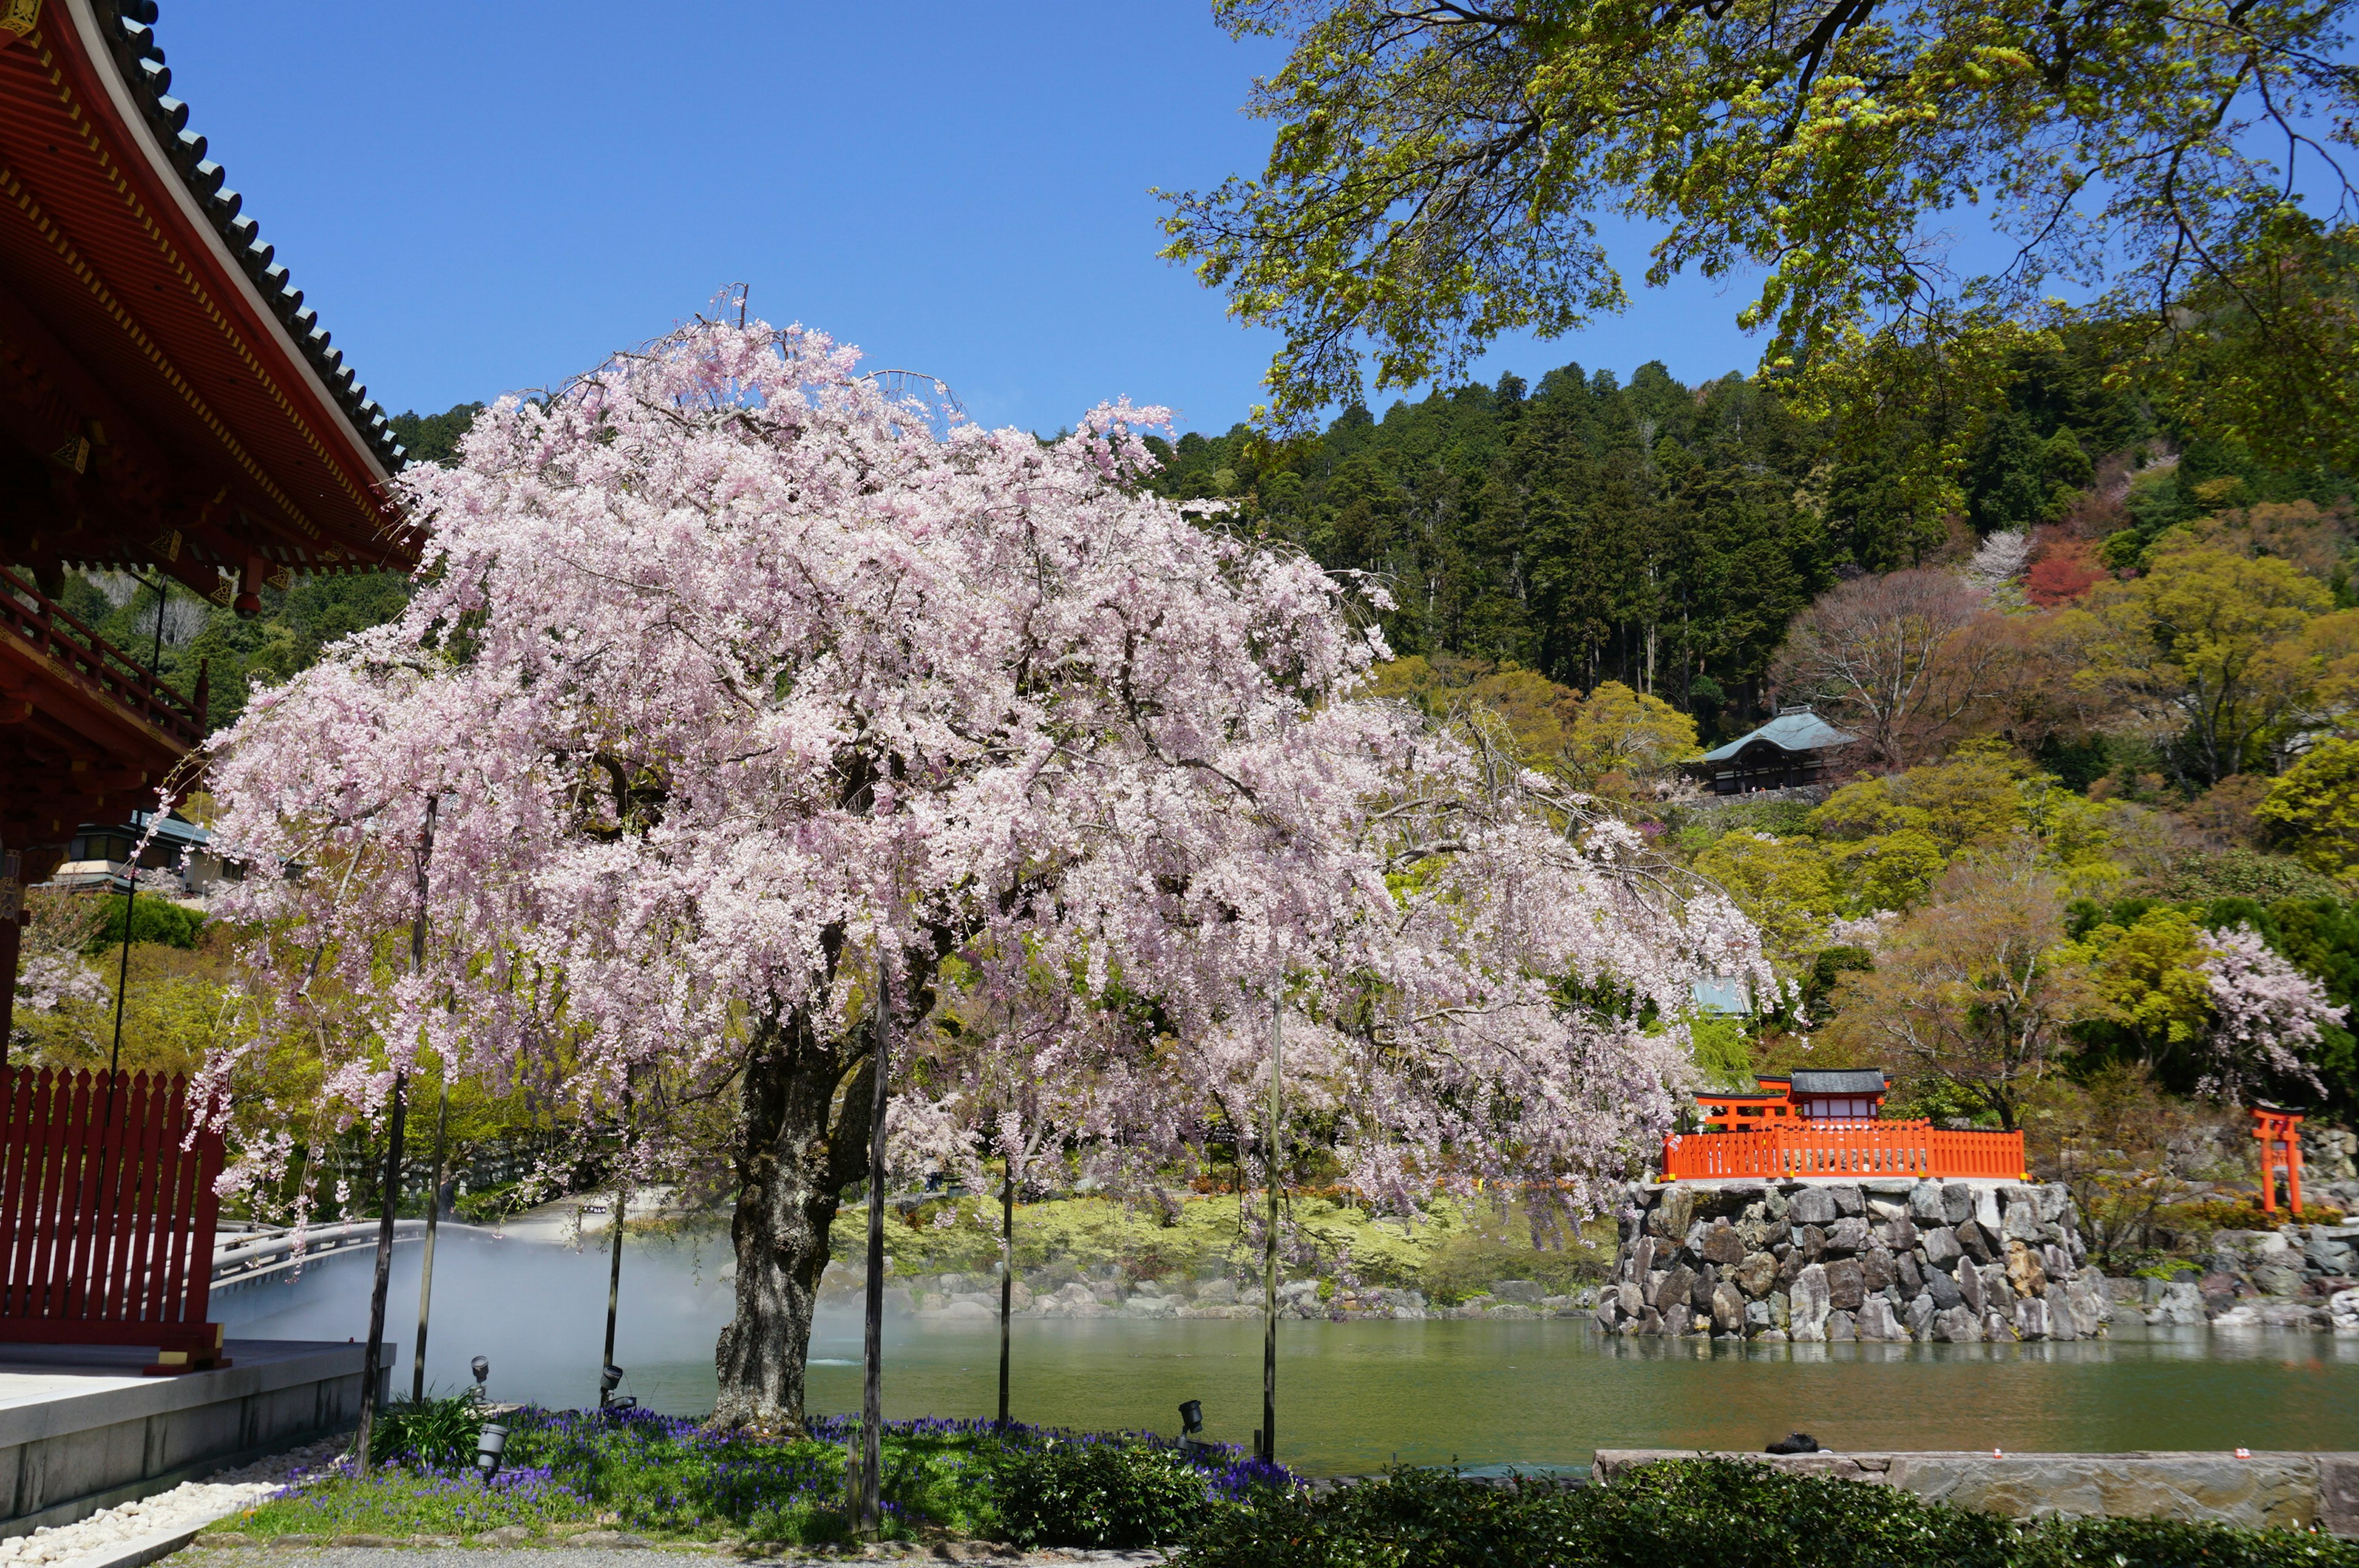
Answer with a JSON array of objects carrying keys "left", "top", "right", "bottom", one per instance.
[
  {"left": 1174, "top": 1459, "right": 2359, "bottom": 1568},
  {"left": 219, "top": 1407, "right": 1289, "bottom": 1548}
]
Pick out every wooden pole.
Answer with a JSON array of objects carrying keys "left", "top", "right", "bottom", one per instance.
[
  {"left": 1261, "top": 1000, "right": 1281, "bottom": 1465},
  {"left": 355, "top": 1075, "right": 405, "bottom": 1470},
  {"left": 997, "top": 1156, "right": 1013, "bottom": 1429},
  {"left": 856, "top": 954, "right": 890, "bottom": 1532}
]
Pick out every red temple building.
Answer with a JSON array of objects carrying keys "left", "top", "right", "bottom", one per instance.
[
  {"left": 0, "top": 0, "right": 415, "bottom": 1042},
  {"left": 1670, "top": 1069, "right": 2027, "bottom": 1182}
]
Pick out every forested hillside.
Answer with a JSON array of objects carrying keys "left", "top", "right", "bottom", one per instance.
[{"left": 1146, "top": 347, "right": 2353, "bottom": 744}]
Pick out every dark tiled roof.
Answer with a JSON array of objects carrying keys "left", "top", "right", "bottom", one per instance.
[
  {"left": 1791, "top": 1069, "right": 1887, "bottom": 1096},
  {"left": 1694, "top": 708, "right": 1856, "bottom": 764},
  {"left": 97, "top": 0, "right": 404, "bottom": 470}
]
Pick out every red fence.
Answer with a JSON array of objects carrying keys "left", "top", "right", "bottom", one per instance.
[
  {"left": 0, "top": 1069, "right": 227, "bottom": 1372},
  {"left": 1662, "top": 1119, "right": 2026, "bottom": 1182}
]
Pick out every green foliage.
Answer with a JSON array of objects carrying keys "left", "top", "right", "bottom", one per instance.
[
  {"left": 369, "top": 1394, "right": 488, "bottom": 1470},
  {"left": 2257, "top": 736, "right": 2359, "bottom": 875},
  {"left": 82, "top": 893, "right": 205, "bottom": 953},
  {"left": 982, "top": 1441, "right": 1223, "bottom": 1549},
  {"left": 2141, "top": 849, "right": 2343, "bottom": 905},
  {"left": 1176, "top": 1459, "right": 2359, "bottom": 1568}
]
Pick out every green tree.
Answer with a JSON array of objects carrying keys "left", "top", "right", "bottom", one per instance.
[
  {"left": 1158, "top": 0, "right": 2359, "bottom": 460},
  {"left": 2256, "top": 737, "right": 2359, "bottom": 876}
]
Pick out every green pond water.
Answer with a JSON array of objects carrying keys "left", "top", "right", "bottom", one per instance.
[
  {"left": 216, "top": 1232, "right": 2359, "bottom": 1476},
  {"left": 635, "top": 1319, "right": 2359, "bottom": 1476}
]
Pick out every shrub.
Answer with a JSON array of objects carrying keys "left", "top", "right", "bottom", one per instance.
[
  {"left": 370, "top": 1393, "right": 488, "bottom": 1469},
  {"left": 1172, "top": 1460, "right": 2359, "bottom": 1568},
  {"left": 981, "top": 1439, "right": 1225, "bottom": 1548},
  {"left": 82, "top": 893, "right": 205, "bottom": 952}
]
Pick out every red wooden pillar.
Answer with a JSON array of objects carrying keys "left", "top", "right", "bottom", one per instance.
[
  {"left": 0, "top": 850, "right": 20, "bottom": 1067},
  {"left": 2251, "top": 1106, "right": 2306, "bottom": 1216}
]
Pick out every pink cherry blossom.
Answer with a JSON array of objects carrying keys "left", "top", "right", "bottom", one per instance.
[
  {"left": 199, "top": 316, "right": 1762, "bottom": 1427},
  {"left": 2196, "top": 924, "right": 2341, "bottom": 1102}
]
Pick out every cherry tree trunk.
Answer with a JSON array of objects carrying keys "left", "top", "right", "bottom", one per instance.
[{"left": 712, "top": 1019, "right": 874, "bottom": 1431}]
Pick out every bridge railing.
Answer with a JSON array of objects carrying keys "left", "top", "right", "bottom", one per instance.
[{"left": 1662, "top": 1119, "right": 2025, "bottom": 1182}]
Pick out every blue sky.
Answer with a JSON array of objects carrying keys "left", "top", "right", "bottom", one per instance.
[{"left": 165, "top": 2, "right": 1771, "bottom": 438}]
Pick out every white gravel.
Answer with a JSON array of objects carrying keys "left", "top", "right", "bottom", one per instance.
[{"left": 0, "top": 1436, "right": 348, "bottom": 1566}]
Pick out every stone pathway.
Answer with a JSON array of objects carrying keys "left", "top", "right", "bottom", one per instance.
[{"left": 181, "top": 1550, "right": 1164, "bottom": 1567}]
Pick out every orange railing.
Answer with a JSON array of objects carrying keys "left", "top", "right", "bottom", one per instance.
[
  {"left": 1661, "top": 1119, "right": 2025, "bottom": 1182},
  {"left": 0, "top": 569, "right": 205, "bottom": 748}
]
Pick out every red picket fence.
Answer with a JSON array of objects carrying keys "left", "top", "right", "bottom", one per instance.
[
  {"left": 0, "top": 1068, "right": 228, "bottom": 1373},
  {"left": 1661, "top": 1118, "right": 2026, "bottom": 1182}
]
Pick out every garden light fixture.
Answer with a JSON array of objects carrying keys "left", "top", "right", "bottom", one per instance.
[{"left": 474, "top": 1421, "right": 509, "bottom": 1480}]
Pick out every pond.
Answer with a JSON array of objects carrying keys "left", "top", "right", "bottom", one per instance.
[{"left": 217, "top": 1230, "right": 2359, "bottom": 1475}]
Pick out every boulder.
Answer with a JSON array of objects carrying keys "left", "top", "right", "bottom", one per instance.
[
  {"left": 2064, "top": 1277, "right": 2108, "bottom": 1337},
  {"left": 1734, "top": 1251, "right": 1779, "bottom": 1298},
  {"left": 2305, "top": 1227, "right": 2355, "bottom": 1276},
  {"left": 1712, "top": 1282, "right": 1746, "bottom": 1334},
  {"left": 1957, "top": 1260, "right": 1987, "bottom": 1316},
  {"left": 1925, "top": 1267, "right": 1964, "bottom": 1312},
  {"left": 1826, "top": 1309, "right": 1857, "bottom": 1341},
  {"left": 1905, "top": 1292, "right": 1937, "bottom": 1338},
  {"left": 2033, "top": 1184, "right": 2068, "bottom": 1223},
  {"left": 1909, "top": 1180, "right": 1947, "bottom": 1222},
  {"left": 1489, "top": 1279, "right": 1546, "bottom": 1303},
  {"left": 1823, "top": 1257, "right": 1867, "bottom": 1311},
  {"left": 1616, "top": 1281, "right": 1645, "bottom": 1318},
  {"left": 2253, "top": 1263, "right": 2306, "bottom": 1298},
  {"left": 1920, "top": 1226, "right": 1963, "bottom": 1266},
  {"left": 1975, "top": 1187, "right": 2003, "bottom": 1231},
  {"left": 1942, "top": 1182, "right": 1976, "bottom": 1226},
  {"left": 1825, "top": 1217, "right": 1872, "bottom": 1254},
  {"left": 2002, "top": 1196, "right": 2044, "bottom": 1243},
  {"left": 1764, "top": 1185, "right": 1792, "bottom": 1221},
  {"left": 1831, "top": 1184, "right": 1866, "bottom": 1217},
  {"left": 1197, "top": 1278, "right": 1240, "bottom": 1306},
  {"left": 1791, "top": 1186, "right": 1840, "bottom": 1226},
  {"left": 2042, "top": 1282, "right": 2078, "bottom": 1341},
  {"left": 1935, "top": 1303, "right": 1982, "bottom": 1342},
  {"left": 1790, "top": 1263, "right": 1833, "bottom": 1336},
  {"left": 1745, "top": 1298, "right": 1775, "bottom": 1331},
  {"left": 1856, "top": 1295, "right": 1903, "bottom": 1341},
  {"left": 1895, "top": 1251, "right": 1923, "bottom": 1297},
  {"left": 2152, "top": 1281, "right": 2206, "bottom": 1325},
  {"left": 1884, "top": 1217, "right": 1918, "bottom": 1253},
  {"left": 1594, "top": 1298, "right": 1622, "bottom": 1333},
  {"left": 1653, "top": 1263, "right": 1698, "bottom": 1314},
  {"left": 1699, "top": 1221, "right": 1748, "bottom": 1266},
  {"left": 1627, "top": 1236, "right": 1657, "bottom": 1283},
  {"left": 2329, "top": 1287, "right": 2359, "bottom": 1331},
  {"left": 2005, "top": 1240, "right": 2049, "bottom": 1301},
  {"left": 1868, "top": 1197, "right": 1909, "bottom": 1223},
  {"left": 2016, "top": 1296, "right": 2051, "bottom": 1340},
  {"left": 1800, "top": 1223, "right": 1828, "bottom": 1260},
  {"left": 1654, "top": 1186, "right": 1699, "bottom": 1241},
  {"left": 1978, "top": 1263, "right": 2015, "bottom": 1311},
  {"left": 1956, "top": 1219, "right": 1997, "bottom": 1264},
  {"left": 1692, "top": 1266, "right": 1718, "bottom": 1312},
  {"left": 1860, "top": 1247, "right": 1893, "bottom": 1294}
]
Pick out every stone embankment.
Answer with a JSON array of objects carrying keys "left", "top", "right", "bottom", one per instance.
[
  {"left": 818, "top": 1263, "right": 1600, "bottom": 1324},
  {"left": 2118, "top": 1220, "right": 2359, "bottom": 1332},
  {"left": 1597, "top": 1179, "right": 2112, "bottom": 1342}
]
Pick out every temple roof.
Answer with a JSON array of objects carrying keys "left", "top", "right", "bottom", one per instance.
[
  {"left": 93, "top": 0, "right": 403, "bottom": 473},
  {"left": 1790, "top": 1069, "right": 1888, "bottom": 1096},
  {"left": 1693, "top": 708, "right": 1856, "bottom": 764}
]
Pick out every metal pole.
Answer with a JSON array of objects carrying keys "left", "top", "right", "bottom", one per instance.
[
  {"left": 355, "top": 1074, "right": 405, "bottom": 1470},
  {"left": 600, "top": 1072, "right": 632, "bottom": 1403},
  {"left": 410, "top": 1077, "right": 447, "bottom": 1402},
  {"left": 1261, "top": 1001, "right": 1281, "bottom": 1465},
  {"left": 997, "top": 1156, "right": 1013, "bottom": 1429},
  {"left": 103, "top": 581, "right": 170, "bottom": 1091},
  {"left": 856, "top": 954, "right": 890, "bottom": 1532}
]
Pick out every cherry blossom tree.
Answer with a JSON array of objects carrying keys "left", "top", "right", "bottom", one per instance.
[
  {"left": 200, "top": 317, "right": 1762, "bottom": 1431},
  {"left": 2195, "top": 924, "right": 2342, "bottom": 1103}
]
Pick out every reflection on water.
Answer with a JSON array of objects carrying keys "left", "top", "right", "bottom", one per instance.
[{"left": 217, "top": 1232, "right": 2359, "bottom": 1475}]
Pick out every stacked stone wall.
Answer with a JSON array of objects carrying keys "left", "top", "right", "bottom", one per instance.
[{"left": 1596, "top": 1177, "right": 2112, "bottom": 1343}]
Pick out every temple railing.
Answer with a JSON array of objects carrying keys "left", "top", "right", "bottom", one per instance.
[
  {"left": 0, "top": 569, "right": 204, "bottom": 748},
  {"left": 1662, "top": 1119, "right": 2027, "bottom": 1182},
  {"left": 0, "top": 1068, "right": 227, "bottom": 1372}
]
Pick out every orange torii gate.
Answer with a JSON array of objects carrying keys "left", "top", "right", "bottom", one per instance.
[{"left": 2251, "top": 1104, "right": 2305, "bottom": 1216}]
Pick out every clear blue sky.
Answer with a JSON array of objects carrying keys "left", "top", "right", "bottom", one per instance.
[{"left": 165, "top": 1, "right": 1769, "bottom": 438}]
